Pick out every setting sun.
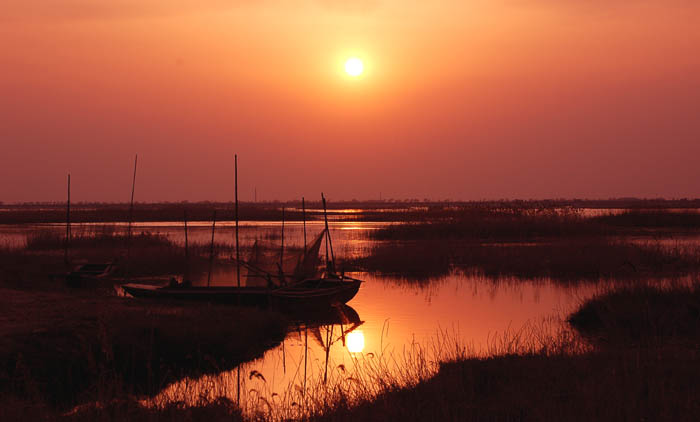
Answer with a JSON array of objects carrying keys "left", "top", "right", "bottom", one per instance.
[{"left": 344, "top": 57, "right": 364, "bottom": 77}]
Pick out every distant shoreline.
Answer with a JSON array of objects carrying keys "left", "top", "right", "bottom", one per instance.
[{"left": 1, "top": 199, "right": 699, "bottom": 225}]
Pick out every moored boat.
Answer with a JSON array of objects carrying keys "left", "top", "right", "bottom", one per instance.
[{"left": 121, "top": 274, "right": 361, "bottom": 309}]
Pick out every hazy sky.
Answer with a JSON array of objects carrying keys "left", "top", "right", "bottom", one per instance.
[{"left": 1, "top": 0, "right": 699, "bottom": 202}]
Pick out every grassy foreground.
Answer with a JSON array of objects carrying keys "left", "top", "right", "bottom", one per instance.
[{"left": 0, "top": 289, "right": 287, "bottom": 411}]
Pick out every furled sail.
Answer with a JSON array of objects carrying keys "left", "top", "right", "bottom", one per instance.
[
  {"left": 243, "top": 229, "right": 326, "bottom": 287},
  {"left": 292, "top": 229, "right": 325, "bottom": 282}
]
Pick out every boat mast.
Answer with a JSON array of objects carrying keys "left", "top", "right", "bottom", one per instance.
[
  {"left": 125, "top": 154, "right": 138, "bottom": 282},
  {"left": 321, "top": 193, "right": 336, "bottom": 274},
  {"left": 235, "top": 155, "right": 240, "bottom": 289},
  {"left": 279, "top": 206, "right": 285, "bottom": 285},
  {"left": 65, "top": 173, "right": 71, "bottom": 266},
  {"left": 183, "top": 210, "right": 189, "bottom": 283},
  {"left": 302, "top": 197, "right": 307, "bottom": 255},
  {"left": 207, "top": 210, "right": 216, "bottom": 287}
]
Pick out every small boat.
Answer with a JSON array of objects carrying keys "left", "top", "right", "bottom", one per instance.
[
  {"left": 269, "top": 276, "right": 362, "bottom": 310},
  {"left": 122, "top": 187, "right": 362, "bottom": 310},
  {"left": 121, "top": 274, "right": 361, "bottom": 309},
  {"left": 63, "top": 262, "right": 117, "bottom": 287},
  {"left": 122, "top": 222, "right": 362, "bottom": 309}
]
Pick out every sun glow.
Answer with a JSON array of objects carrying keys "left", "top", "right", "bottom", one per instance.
[
  {"left": 344, "top": 57, "right": 364, "bottom": 77},
  {"left": 346, "top": 330, "right": 365, "bottom": 353}
]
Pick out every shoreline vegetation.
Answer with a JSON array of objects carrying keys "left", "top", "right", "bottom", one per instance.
[
  {"left": 1, "top": 199, "right": 700, "bottom": 225},
  {"left": 0, "top": 288, "right": 287, "bottom": 419},
  {"left": 345, "top": 239, "right": 700, "bottom": 282},
  {"left": 1, "top": 203, "right": 700, "bottom": 420}
]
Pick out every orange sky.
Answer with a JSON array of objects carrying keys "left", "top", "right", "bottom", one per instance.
[{"left": 1, "top": 1, "right": 699, "bottom": 202}]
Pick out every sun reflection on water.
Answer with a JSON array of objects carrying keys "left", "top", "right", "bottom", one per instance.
[{"left": 345, "top": 330, "right": 365, "bottom": 353}]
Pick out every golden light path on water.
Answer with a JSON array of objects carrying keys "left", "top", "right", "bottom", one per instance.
[{"left": 345, "top": 330, "right": 365, "bottom": 354}]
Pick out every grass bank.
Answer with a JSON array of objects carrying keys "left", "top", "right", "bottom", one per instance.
[
  {"left": 568, "top": 283, "right": 700, "bottom": 348},
  {"left": 0, "top": 289, "right": 287, "bottom": 410},
  {"left": 302, "top": 348, "right": 700, "bottom": 422}
]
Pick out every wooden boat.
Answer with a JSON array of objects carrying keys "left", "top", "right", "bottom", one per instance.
[
  {"left": 269, "top": 276, "right": 362, "bottom": 310},
  {"left": 122, "top": 183, "right": 362, "bottom": 310},
  {"left": 63, "top": 262, "right": 117, "bottom": 287},
  {"left": 121, "top": 275, "right": 361, "bottom": 309}
]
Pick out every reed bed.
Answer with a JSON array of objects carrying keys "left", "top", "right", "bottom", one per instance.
[
  {"left": 370, "top": 207, "right": 601, "bottom": 241},
  {"left": 0, "top": 227, "right": 256, "bottom": 283},
  {"left": 568, "top": 281, "right": 700, "bottom": 348},
  {"left": 371, "top": 208, "right": 700, "bottom": 242},
  {"left": 346, "top": 238, "right": 700, "bottom": 283},
  {"left": 592, "top": 209, "right": 700, "bottom": 230}
]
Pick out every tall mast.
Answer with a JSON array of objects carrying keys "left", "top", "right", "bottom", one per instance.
[
  {"left": 183, "top": 210, "right": 189, "bottom": 282},
  {"left": 125, "top": 154, "right": 138, "bottom": 281},
  {"left": 65, "top": 173, "right": 71, "bottom": 266},
  {"left": 321, "top": 193, "right": 335, "bottom": 274},
  {"left": 302, "top": 197, "right": 307, "bottom": 254},
  {"left": 235, "top": 155, "right": 241, "bottom": 289},
  {"left": 207, "top": 210, "right": 216, "bottom": 287},
  {"left": 127, "top": 154, "right": 137, "bottom": 245},
  {"left": 279, "top": 206, "right": 285, "bottom": 284}
]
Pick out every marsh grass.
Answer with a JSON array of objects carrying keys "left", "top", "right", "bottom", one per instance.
[
  {"left": 568, "top": 281, "right": 700, "bottom": 348},
  {"left": 0, "top": 289, "right": 288, "bottom": 411},
  {"left": 25, "top": 226, "right": 174, "bottom": 251},
  {"left": 371, "top": 207, "right": 600, "bottom": 241},
  {"left": 0, "top": 227, "right": 256, "bottom": 283},
  {"left": 371, "top": 208, "right": 700, "bottom": 242},
  {"left": 345, "top": 238, "right": 700, "bottom": 282},
  {"left": 0, "top": 395, "right": 244, "bottom": 422},
  {"left": 592, "top": 209, "right": 700, "bottom": 230},
  {"left": 344, "top": 240, "right": 453, "bottom": 281}
]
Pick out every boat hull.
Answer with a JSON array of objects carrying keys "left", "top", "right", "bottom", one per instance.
[
  {"left": 270, "top": 279, "right": 361, "bottom": 310},
  {"left": 121, "top": 278, "right": 362, "bottom": 310}
]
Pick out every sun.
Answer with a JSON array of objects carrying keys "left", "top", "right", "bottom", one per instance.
[
  {"left": 346, "top": 330, "right": 365, "bottom": 353},
  {"left": 344, "top": 57, "right": 364, "bottom": 77}
]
